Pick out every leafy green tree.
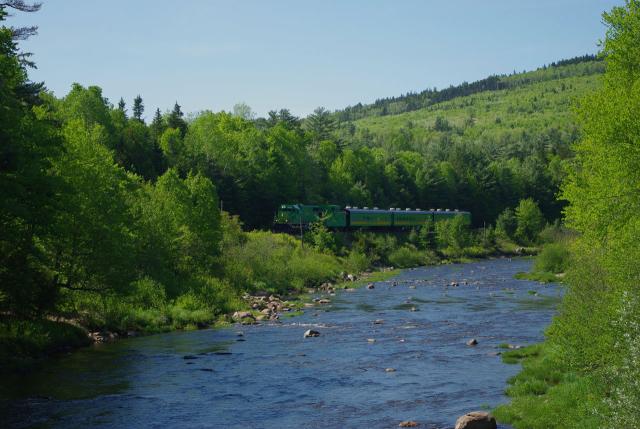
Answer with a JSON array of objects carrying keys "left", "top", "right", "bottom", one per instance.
[
  {"left": 49, "top": 119, "right": 137, "bottom": 296},
  {"left": 136, "top": 169, "right": 221, "bottom": 296},
  {"left": 232, "top": 102, "right": 255, "bottom": 120},
  {"left": 159, "top": 127, "right": 185, "bottom": 169},
  {"left": 514, "top": 198, "right": 544, "bottom": 244},
  {"left": 435, "top": 216, "right": 471, "bottom": 250},
  {"left": 58, "top": 83, "right": 116, "bottom": 145},
  {"left": 495, "top": 207, "right": 517, "bottom": 240}
]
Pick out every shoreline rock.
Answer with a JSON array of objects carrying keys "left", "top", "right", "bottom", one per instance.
[{"left": 454, "top": 411, "right": 496, "bottom": 429}]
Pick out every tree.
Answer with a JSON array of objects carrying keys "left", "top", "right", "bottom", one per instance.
[
  {"left": 305, "top": 107, "right": 336, "bottom": 142},
  {"left": 232, "top": 102, "right": 255, "bottom": 120},
  {"left": 159, "top": 127, "right": 184, "bottom": 168},
  {"left": 514, "top": 198, "right": 544, "bottom": 244},
  {"left": 0, "top": 1, "right": 62, "bottom": 316},
  {"left": 495, "top": 207, "right": 517, "bottom": 240},
  {"left": 117, "top": 97, "right": 126, "bottom": 114},
  {"left": 168, "top": 101, "right": 187, "bottom": 137},
  {"left": 435, "top": 216, "right": 471, "bottom": 250},
  {"left": 132, "top": 94, "right": 144, "bottom": 121},
  {"left": 135, "top": 169, "right": 221, "bottom": 296},
  {"left": 48, "top": 119, "right": 137, "bottom": 296}
]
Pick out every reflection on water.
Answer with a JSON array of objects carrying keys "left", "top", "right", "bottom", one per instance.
[{"left": 1, "top": 258, "right": 561, "bottom": 429}]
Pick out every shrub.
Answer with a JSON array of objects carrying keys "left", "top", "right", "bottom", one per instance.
[
  {"left": 388, "top": 245, "right": 425, "bottom": 268},
  {"left": 342, "top": 251, "right": 371, "bottom": 274},
  {"left": 534, "top": 243, "right": 570, "bottom": 274}
]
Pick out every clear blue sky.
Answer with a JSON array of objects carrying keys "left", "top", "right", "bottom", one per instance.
[{"left": 10, "top": 0, "right": 622, "bottom": 118}]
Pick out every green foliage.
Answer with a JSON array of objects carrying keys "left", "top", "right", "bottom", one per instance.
[
  {"left": 49, "top": 119, "right": 137, "bottom": 296},
  {"left": 515, "top": 198, "right": 545, "bottom": 244},
  {"left": 495, "top": 208, "right": 517, "bottom": 240},
  {"left": 435, "top": 216, "right": 472, "bottom": 250},
  {"left": 0, "top": 8, "right": 62, "bottom": 317},
  {"left": 341, "top": 251, "right": 371, "bottom": 274},
  {"left": 499, "top": 2, "right": 640, "bottom": 427},
  {"left": 494, "top": 344, "right": 604, "bottom": 429},
  {"left": 0, "top": 319, "right": 91, "bottom": 368},
  {"left": 387, "top": 245, "right": 428, "bottom": 268},
  {"left": 306, "top": 221, "right": 338, "bottom": 254},
  {"left": 222, "top": 231, "right": 342, "bottom": 293},
  {"left": 533, "top": 243, "right": 570, "bottom": 274}
]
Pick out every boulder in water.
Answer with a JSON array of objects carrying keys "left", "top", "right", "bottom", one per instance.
[
  {"left": 399, "top": 421, "right": 419, "bottom": 427},
  {"left": 366, "top": 283, "right": 375, "bottom": 289},
  {"left": 454, "top": 411, "right": 496, "bottom": 429},
  {"left": 467, "top": 338, "right": 478, "bottom": 346},
  {"left": 304, "top": 329, "right": 320, "bottom": 338}
]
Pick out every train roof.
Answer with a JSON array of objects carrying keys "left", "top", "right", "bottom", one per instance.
[{"left": 346, "top": 207, "right": 470, "bottom": 215}]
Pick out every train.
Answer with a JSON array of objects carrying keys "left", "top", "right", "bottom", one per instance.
[{"left": 274, "top": 204, "right": 471, "bottom": 231}]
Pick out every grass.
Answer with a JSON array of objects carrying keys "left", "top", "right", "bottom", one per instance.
[
  {"left": 347, "top": 268, "right": 401, "bottom": 289},
  {"left": 515, "top": 271, "right": 561, "bottom": 283},
  {"left": 494, "top": 343, "right": 606, "bottom": 429}
]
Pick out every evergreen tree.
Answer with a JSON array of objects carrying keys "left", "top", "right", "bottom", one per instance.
[
  {"left": 117, "top": 97, "right": 126, "bottom": 114},
  {"left": 305, "top": 107, "right": 336, "bottom": 142},
  {"left": 168, "top": 101, "right": 187, "bottom": 137},
  {"left": 133, "top": 94, "right": 144, "bottom": 121}
]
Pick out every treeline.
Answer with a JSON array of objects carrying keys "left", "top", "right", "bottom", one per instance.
[
  {"left": 495, "top": 1, "right": 640, "bottom": 427},
  {"left": 333, "top": 54, "right": 603, "bottom": 121}
]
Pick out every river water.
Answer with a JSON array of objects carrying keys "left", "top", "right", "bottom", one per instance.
[{"left": 1, "top": 258, "right": 561, "bottom": 429}]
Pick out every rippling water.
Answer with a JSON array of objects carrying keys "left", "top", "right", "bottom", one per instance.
[{"left": 1, "top": 258, "right": 561, "bottom": 429}]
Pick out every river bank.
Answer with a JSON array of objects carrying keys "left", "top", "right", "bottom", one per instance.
[{"left": 0, "top": 236, "right": 536, "bottom": 374}]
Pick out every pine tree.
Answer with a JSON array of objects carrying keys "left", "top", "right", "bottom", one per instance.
[
  {"left": 132, "top": 95, "right": 144, "bottom": 121},
  {"left": 167, "top": 102, "right": 187, "bottom": 137},
  {"left": 117, "top": 97, "right": 126, "bottom": 111}
]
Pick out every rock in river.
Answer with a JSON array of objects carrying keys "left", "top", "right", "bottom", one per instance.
[
  {"left": 399, "top": 421, "right": 419, "bottom": 427},
  {"left": 232, "top": 311, "right": 255, "bottom": 322},
  {"left": 454, "top": 411, "right": 496, "bottom": 429},
  {"left": 366, "top": 283, "right": 375, "bottom": 289},
  {"left": 304, "top": 329, "right": 320, "bottom": 338},
  {"left": 466, "top": 338, "right": 478, "bottom": 346}
]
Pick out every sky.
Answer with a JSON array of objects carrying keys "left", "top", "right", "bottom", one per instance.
[{"left": 9, "top": 0, "right": 623, "bottom": 119}]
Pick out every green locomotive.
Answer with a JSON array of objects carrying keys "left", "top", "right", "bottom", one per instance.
[{"left": 274, "top": 204, "right": 470, "bottom": 230}]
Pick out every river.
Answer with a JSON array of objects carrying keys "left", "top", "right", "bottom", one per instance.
[{"left": 1, "top": 258, "right": 561, "bottom": 429}]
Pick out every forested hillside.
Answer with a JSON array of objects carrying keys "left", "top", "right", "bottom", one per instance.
[{"left": 326, "top": 59, "right": 603, "bottom": 224}]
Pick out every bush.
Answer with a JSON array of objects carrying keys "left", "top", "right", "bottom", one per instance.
[
  {"left": 351, "top": 232, "right": 398, "bottom": 265},
  {"left": 222, "top": 231, "right": 341, "bottom": 293},
  {"left": 534, "top": 243, "right": 570, "bottom": 274},
  {"left": 388, "top": 245, "right": 426, "bottom": 268},
  {"left": 342, "top": 250, "right": 371, "bottom": 274}
]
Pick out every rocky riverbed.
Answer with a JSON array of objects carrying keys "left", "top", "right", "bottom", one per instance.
[{"left": 1, "top": 258, "right": 560, "bottom": 429}]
